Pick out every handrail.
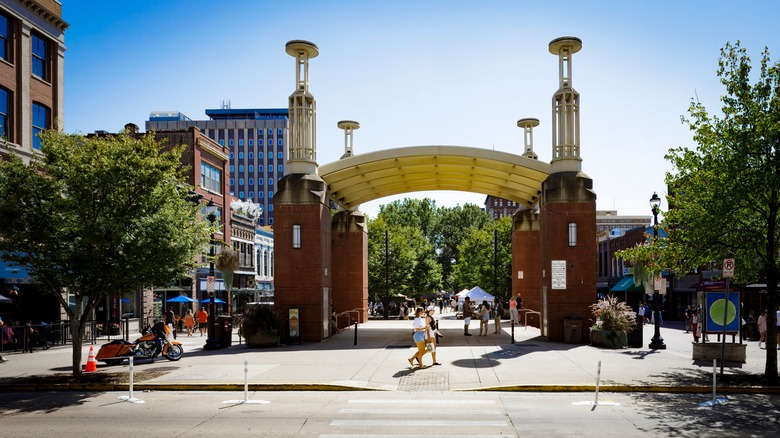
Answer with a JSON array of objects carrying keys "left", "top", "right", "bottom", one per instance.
[
  {"left": 519, "top": 308, "right": 541, "bottom": 330},
  {"left": 334, "top": 308, "right": 367, "bottom": 332}
]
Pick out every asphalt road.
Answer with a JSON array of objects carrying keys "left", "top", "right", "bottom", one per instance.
[{"left": 1, "top": 390, "right": 776, "bottom": 437}]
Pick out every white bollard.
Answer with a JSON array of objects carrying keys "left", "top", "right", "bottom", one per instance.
[
  {"left": 118, "top": 356, "right": 145, "bottom": 404},
  {"left": 595, "top": 360, "right": 601, "bottom": 406},
  {"left": 698, "top": 358, "right": 728, "bottom": 407},
  {"left": 223, "top": 359, "right": 270, "bottom": 405}
]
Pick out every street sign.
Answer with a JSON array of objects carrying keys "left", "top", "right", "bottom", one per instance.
[
  {"left": 723, "top": 258, "right": 735, "bottom": 278},
  {"left": 654, "top": 274, "right": 663, "bottom": 291},
  {"left": 207, "top": 275, "right": 215, "bottom": 292}
]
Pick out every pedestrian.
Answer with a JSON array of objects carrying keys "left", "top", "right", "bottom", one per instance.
[
  {"left": 638, "top": 302, "right": 646, "bottom": 324},
  {"left": 426, "top": 307, "right": 442, "bottom": 366},
  {"left": 183, "top": 308, "right": 195, "bottom": 336},
  {"left": 757, "top": 310, "right": 767, "bottom": 349},
  {"left": 479, "top": 301, "right": 490, "bottom": 336},
  {"left": 509, "top": 293, "right": 519, "bottom": 325},
  {"left": 407, "top": 307, "right": 429, "bottom": 369},
  {"left": 0, "top": 320, "right": 10, "bottom": 362},
  {"left": 23, "top": 320, "right": 34, "bottom": 353},
  {"left": 165, "top": 309, "right": 177, "bottom": 339},
  {"left": 196, "top": 307, "right": 208, "bottom": 336},
  {"left": 776, "top": 307, "right": 780, "bottom": 349},
  {"left": 463, "top": 297, "right": 474, "bottom": 336},
  {"left": 684, "top": 305, "right": 693, "bottom": 333},
  {"left": 493, "top": 300, "right": 503, "bottom": 334},
  {"left": 691, "top": 309, "right": 700, "bottom": 343}
]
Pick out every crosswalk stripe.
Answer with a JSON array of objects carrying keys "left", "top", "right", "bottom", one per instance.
[
  {"left": 330, "top": 420, "right": 507, "bottom": 427},
  {"left": 321, "top": 435, "right": 513, "bottom": 438},
  {"left": 339, "top": 408, "right": 503, "bottom": 416},
  {"left": 347, "top": 399, "right": 496, "bottom": 405}
]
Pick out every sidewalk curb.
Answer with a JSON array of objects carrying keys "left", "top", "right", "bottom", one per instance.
[{"left": 2, "top": 382, "right": 778, "bottom": 394}]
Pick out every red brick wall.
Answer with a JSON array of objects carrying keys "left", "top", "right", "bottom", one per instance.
[
  {"left": 539, "top": 172, "right": 597, "bottom": 342},
  {"left": 275, "top": 201, "right": 332, "bottom": 342},
  {"left": 331, "top": 212, "right": 368, "bottom": 327},
  {"left": 512, "top": 209, "right": 542, "bottom": 328}
]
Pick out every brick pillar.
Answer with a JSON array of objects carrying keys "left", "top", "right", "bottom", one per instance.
[
  {"left": 274, "top": 174, "right": 332, "bottom": 342},
  {"left": 331, "top": 210, "right": 368, "bottom": 328},
  {"left": 539, "top": 171, "right": 596, "bottom": 342},
  {"left": 512, "top": 208, "right": 541, "bottom": 329}
]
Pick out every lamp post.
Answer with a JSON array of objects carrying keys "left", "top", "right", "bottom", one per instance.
[
  {"left": 204, "top": 200, "right": 221, "bottom": 350},
  {"left": 648, "top": 192, "right": 667, "bottom": 350}
]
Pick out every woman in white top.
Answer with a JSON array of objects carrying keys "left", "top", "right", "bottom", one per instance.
[
  {"left": 408, "top": 307, "right": 429, "bottom": 369},
  {"left": 426, "top": 307, "right": 442, "bottom": 366}
]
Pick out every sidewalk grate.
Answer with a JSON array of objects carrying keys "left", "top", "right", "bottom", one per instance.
[
  {"left": 398, "top": 370, "right": 449, "bottom": 391},
  {"left": 386, "top": 344, "right": 412, "bottom": 349}
]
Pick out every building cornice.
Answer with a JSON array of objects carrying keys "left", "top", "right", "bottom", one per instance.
[
  {"left": 197, "top": 136, "right": 228, "bottom": 161},
  {"left": 19, "top": 0, "right": 68, "bottom": 33}
]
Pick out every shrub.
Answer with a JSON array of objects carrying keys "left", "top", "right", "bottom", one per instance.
[{"left": 590, "top": 296, "right": 637, "bottom": 333}]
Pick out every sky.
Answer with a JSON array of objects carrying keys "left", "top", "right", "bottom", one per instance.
[{"left": 62, "top": 0, "right": 780, "bottom": 218}]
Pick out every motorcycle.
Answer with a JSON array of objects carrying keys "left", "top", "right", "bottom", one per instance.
[{"left": 96, "top": 321, "right": 183, "bottom": 365}]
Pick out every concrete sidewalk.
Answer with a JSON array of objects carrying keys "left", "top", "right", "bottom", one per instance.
[{"left": 0, "top": 312, "right": 774, "bottom": 393}]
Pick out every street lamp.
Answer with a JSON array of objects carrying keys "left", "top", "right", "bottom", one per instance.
[
  {"left": 648, "top": 192, "right": 667, "bottom": 350},
  {"left": 204, "top": 200, "right": 221, "bottom": 350}
]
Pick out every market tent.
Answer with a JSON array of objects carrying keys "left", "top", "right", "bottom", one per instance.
[{"left": 458, "top": 286, "right": 495, "bottom": 304}]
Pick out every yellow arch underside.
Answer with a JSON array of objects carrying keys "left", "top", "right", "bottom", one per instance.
[{"left": 319, "top": 145, "right": 551, "bottom": 210}]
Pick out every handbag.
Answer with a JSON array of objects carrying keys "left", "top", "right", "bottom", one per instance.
[{"left": 425, "top": 342, "right": 434, "bottom": 352}]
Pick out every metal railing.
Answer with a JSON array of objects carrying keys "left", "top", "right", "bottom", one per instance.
[{"left": 0, "top": 319, "right": 136, "bottom": 352}]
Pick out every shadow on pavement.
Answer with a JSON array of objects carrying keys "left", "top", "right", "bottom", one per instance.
[{"left": 0, "top": 392, "right": 96, "bottom": 414}]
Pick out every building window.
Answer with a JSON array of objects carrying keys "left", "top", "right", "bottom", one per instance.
[
  {"left": 292, "top": 224, "right": 301, "bottom": 249},
  {"left": 278, "top": 165, "right": 283, "bottom": 173},
  {"left": 239, "top": 165, "right": 244, "bottom": 172},
  {"left": 269, "top": 218, "right": 274, "bottom": 225},
  {"left": 239, "top": 191, "right": 244, "bottom": 198},
  {"left": 0, "top": 13, "right": 10, "bottom": 62},
  {"left": 248, "top": 152, "right": 253, "bottom": 159},
  {"left": 0, "top": 86, "right": 10, "bottom": 138},
  {"left": 258, "top": 192, "right": 263, "bottom": 199},
  {"left": 31, "top": 33, "right": 49, "bottom": 81},
  {"left": 249, "top": 165, "right": 254, "bottom": 173},
  {"left": 268, "top": 178, "right": 273, "bottom": 186},
  {"left": 267, "top": 128, "right": 272, "bottom": 136},
  {"left": 277, "top": 139, "right": 283, "bottom": 146},
  {"left": 269, "top": 204, "right": 273, "bottom": 212},
  {"left": 238, "top": 139, "right": 244, "bottom": 146},
  {"left": 249, "top": 178, "right": 254, "bottom": 185},
  {"left": 278, "top": 152, "right": 283, "bottom": 159},
  {"left": 258, "top": 139, "right": 263, "bottom": 146},
  {"left": 219, "top": 139, "right": 225, "bottom": 146},
  {"left": 249, "top": 191, "right": 254, "bottom": 199},
  {"left": 568, "top": 222, "right": 577, "bottom": 247},
  {"left": 229, "top": 152, "right": 234, "bottom": 159},
  {"left": 269, "top": 191, "right": 273, "bottom": 198},
  {"left": 200, "top": 162, "right": 223, "bottom": 194},
  {"left": 268, "top": 165, "right": 273, "bottom": 172},
  {"left": 230, "top": 165, "right": 234, "bottom": 173},
  {"left": 229, "top": 139, "right": 234, "bottom": 147},
  {"left": 238, "top": 151, "right": 244, "bottom": 159},
  {"left": 258, "top": 152, "right": 263, "bottom": 159},
  {"left": 277, "top": 128, "right": 283, "bottom": 136},
  {"left": 239, "top": 178, "right": 244, "bottom": 186},
  {"left": 230, "top": 178, "right": 234, "bottom": 186},
  {"left": 31, "top": 102, "right": 49, "bottom": 150}
]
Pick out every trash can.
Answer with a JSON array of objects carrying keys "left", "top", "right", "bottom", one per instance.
[
  {"left": 217, "top": 315, "right": 233, "bottom": 348},
  {"left": 627, "top": 319, "right": 643, "bottom": 348},
  {"left": 563, "top": 318, "right": 582, "bottom": 344}
]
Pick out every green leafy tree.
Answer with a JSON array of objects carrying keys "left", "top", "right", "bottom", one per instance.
[
  {"left": 453, "top": 216, "right": 512, "bottom": 298},
  {"left": 0, "top": 131, "right": 211, "bottom": 375},
  {"left": 434, "top": 204, "right": 492, "bottom": 290},
  {"left": 367, "top": 218, "right": 417, "bottom": 310},
  {"left": 621, "top": 42, "right": 780, "bottom": 383}
]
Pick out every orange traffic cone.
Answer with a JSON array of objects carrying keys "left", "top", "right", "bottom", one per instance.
[{"left": 85, "top": 346, "right": 97, "bottom": 373}]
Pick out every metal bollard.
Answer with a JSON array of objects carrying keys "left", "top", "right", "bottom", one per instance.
[
  {"left": 353, "top": 322, "right": 358, "bottom": 345},
  {"left": 511, "top": 321, "right": 515, "bottom": 344}
]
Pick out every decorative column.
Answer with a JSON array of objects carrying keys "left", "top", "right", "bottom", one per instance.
[
  {"left": 513, "top": 118, "right": 542, "bottom": 329},
  {"left": 538, "top": 37, "right": 596, "bottom": 342},
  {"left": 274, "top": 40, "right": 333, "bottom": 342},
  {"left": 337, "top": 120, "right": 359, "bottom": 159}
]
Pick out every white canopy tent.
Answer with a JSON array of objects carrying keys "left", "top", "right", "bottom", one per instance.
[{"left": 457, "top": 286, "right": 495, "bottom": 305}]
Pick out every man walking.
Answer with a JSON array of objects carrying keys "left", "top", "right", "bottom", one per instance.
[{"left": 463, "top": 297, "right": 473, "bottom": 336}]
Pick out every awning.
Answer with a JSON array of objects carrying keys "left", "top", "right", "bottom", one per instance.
[
  {"left": 610, "top": 276, "right": 645, "bottom": 292},
  {"left": 0, "top": 255, "right": 33, "bottom": 284}
]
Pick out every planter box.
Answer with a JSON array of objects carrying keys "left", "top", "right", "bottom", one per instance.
[
  {"left": 590, "top": 329, "right": 628, "bottom": 349},
  {"left": 692, "top": 342, "right": 746, "bottom": 363},
  {"left": 245, "top": 333, "right": 280, "bottom": 348}
]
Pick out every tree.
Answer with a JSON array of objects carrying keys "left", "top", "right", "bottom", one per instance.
[
  {"left": 0, "top": 131, "right": 211, "bottom": 375},
  {"left": 452, "top": 216, "right": 512, "bottom": 297},
  {"left": 630, "top": 41, "right": 780, "bottom": 384},
  {"left": 367, "top": 218, "right": 420, "bottom": 312},
  {"left": 434, "top": 204, "right": 492, "bottom": 290}
]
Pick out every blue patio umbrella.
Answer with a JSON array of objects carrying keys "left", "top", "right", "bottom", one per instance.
[
  {"left": 166, "top": 295, "right": 195, "bottom": 303},
  {"left": 201, "top": 297, "right": 226, "bottom": 304}
]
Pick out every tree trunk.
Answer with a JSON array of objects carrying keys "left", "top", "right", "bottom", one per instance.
[{"left": 70, "top": 318, "right": 84, "bottom": 376}]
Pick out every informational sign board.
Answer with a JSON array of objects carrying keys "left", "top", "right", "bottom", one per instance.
[
  {"left": 704, "top": 291, "right": 740, "bottom": 334},
  {"left": 206, "top": 275, "right": 215, "bottom": 292},
  {"left": 551, "top": 260, "right": 566, "bottom": 290},
  {"left": 289, "top": 308, "right": 300, "bottom": 338}
]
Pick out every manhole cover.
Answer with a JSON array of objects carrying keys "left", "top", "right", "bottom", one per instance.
[
  {"left": 386, "top": 344, "right": 412, "bottom": 349},
  {"left": 398, "top": 370, "right": 449, "bottom": 391}
]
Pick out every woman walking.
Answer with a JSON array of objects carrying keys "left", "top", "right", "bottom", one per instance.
[
  {"left": 479, "top": 301, "right": 490, "bottom": 336},
  {"left": 407, "top": 307, "right": 429, "bottom": 369},
  {"left": 183, "top": 309, "right": 195, "bottom": 337},
  {"left": 426, "top": 307, "right": 442, "bottom": 366},
  {"left": 758, "top": 310, "right": 767, "bottom": 349}
]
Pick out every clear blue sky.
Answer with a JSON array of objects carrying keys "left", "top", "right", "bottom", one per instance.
[{"left": 62, "top": 0, "right": 780, "bottom": 218}]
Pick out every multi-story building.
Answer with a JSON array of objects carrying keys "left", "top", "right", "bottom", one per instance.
[
  {"left": 254, "top": 226, "right": 274, "bottom": 303},
  {"left": 0, "top": 0, "right": 67, "bottom": 163},
  {"left": 596, "top": 210, "right": 650, "bottom": 234},
  {"left": 146, "top": 107, "right": 288, "bottom": 227},
  {"left": 484, "top": 195, "right": 522, "bottom": 220}
]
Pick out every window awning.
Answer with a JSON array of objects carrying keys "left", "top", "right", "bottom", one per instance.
[{"left": 610, "top": 276, "right": 645, "bottom": 292}]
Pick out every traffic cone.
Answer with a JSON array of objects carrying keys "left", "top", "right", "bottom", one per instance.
[{"left": 85, "top": 346, "right": 97, "bottom": 373}]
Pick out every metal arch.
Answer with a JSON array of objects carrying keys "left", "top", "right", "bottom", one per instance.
[{"left": 319, "top": 145, "right": 551, "bottom": 210}]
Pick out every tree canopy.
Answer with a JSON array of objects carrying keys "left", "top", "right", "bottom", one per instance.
[{"left": 0, "top": 131, "right": 212, "bottom": 375}]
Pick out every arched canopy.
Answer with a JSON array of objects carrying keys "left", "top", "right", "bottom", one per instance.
[{"left": 319, "top": 145, "right": 551, "bottom": 210}]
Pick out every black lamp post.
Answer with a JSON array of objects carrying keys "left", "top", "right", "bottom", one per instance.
[
  {"left": 203, "top": 200, "right": 221, "bottom": 350},
  {"left": 648, "top": 192, "right": 667, "bottom": 350}
]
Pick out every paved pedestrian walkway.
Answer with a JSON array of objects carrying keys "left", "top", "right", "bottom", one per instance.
[{"left": 0, "top": 311, "right": 773, "bottom": 393}]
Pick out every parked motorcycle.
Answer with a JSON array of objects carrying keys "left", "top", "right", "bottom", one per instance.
[{"left": 96, "top": 321, "right": 183, "bottom": 365}]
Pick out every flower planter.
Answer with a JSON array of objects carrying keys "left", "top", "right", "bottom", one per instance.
[
  {"left": 245, "top": 332, "right": 279, "bottom": 348},
  {"left": 590, "top": 329, "right": 628, "bottom": 349}
]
